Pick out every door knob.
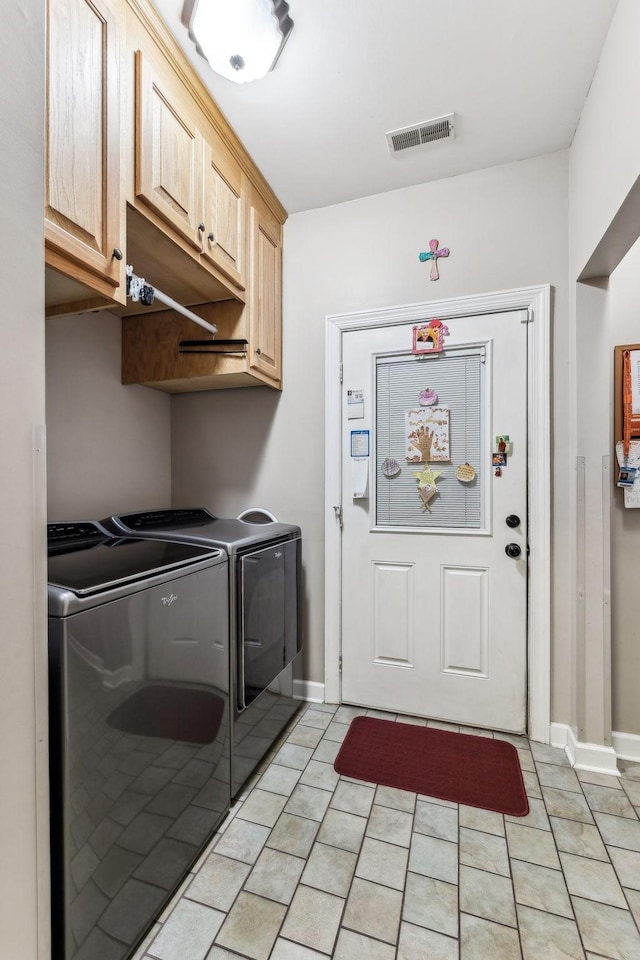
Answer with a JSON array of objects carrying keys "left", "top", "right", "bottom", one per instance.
[
  {"left": 506, "top": 515, "right": 520, "bottom": 528},
  {"left": 505, "top": 543, "right": 522, "bottom": 559}
]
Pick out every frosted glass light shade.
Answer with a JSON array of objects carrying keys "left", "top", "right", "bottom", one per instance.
[{"left": 189, "top": 0, "right": 293, "bottom": 84}]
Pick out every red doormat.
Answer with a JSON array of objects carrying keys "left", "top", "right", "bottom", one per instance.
[{"left": 334, "top": 717, "right": 529, "bottom": 816}]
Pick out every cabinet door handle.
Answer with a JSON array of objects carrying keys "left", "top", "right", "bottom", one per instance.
[
  {"left": 198, "top": 222, "right": 205, "bottom": 232},
  {"left": 207, "top": 232, "right": 214, "bottom": 242},
  {"left": 255, "top": 347, "right": 262, "bottom": 355},
  {"left": 112, "top": 247, "right": 123, "bottom": 261}
]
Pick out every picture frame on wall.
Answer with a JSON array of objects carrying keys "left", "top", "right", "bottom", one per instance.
[
  {"left": 613, "top": 344, "right": 640, "bottom": 447},
  {"left": 412, "top": 320, "right": 449, "bottom": 354}
]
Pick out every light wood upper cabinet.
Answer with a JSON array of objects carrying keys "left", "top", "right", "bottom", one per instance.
[
  {"left": 46, "top": 0, "right": 287, "bottom": 391},
  {"left": 201, "top": 135, "right": 245, "bottom": 290},
  {"left": 135, "top": 50, "right": 202, "bottom": 251},
  {"left": 45, "top": 0, "right": 125, "bottom": 304},
  {"left": 248, "top": 197, "right": 282, "bottom": 385},
  {"left": 133, "top": 49, "right": 246, "bottom": 292}
]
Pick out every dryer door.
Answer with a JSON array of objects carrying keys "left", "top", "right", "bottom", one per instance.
[{"left": 238, "top": 537, "right": 301, "bottom": 708}]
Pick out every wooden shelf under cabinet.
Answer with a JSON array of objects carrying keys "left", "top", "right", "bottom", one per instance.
[
  {"left": 122, "top": 191, "right": 283, "bottom": 394},
  {"left": 122, "top": 301, "right": 281, "bottom": 392}
]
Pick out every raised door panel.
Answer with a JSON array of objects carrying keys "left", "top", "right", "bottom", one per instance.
[
  {"left": 248, "top": 203, "right": 282, "bottom": 385},
  {"left": 441, "top": 566, "right": 489, "bottom": 676},
  {"left": 201, "top": 138, "right": 244, "bottom": 289},
  {"left": 135, "top": 50, "right": 202, "bottom": 251},
  {"left": 373, "top": 562, "right": 415, "bottom": 666},
  {"left": 45, "top": 0, "right": 122, "bottom": 287}
]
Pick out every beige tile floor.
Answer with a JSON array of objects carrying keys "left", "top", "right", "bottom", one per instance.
[{"left": 132, "top": 703, "right": 640, "bottom": 960}]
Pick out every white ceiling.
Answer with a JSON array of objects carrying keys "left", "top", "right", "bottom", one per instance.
[{"left": 153, "top": 0, "right": 618, "bottom": 215}]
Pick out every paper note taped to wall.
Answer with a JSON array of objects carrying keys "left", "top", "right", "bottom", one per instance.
[
  {"left": 350, "top": 430, "right": 370, "bottom": 457},
  {"left": 615, "top": 441, "right": 640, "bottom": 508},
  {"left": 352, "top": 458, "right": 369, "bottom": 499},
  {"left": 347, "top": 389, "right": 365, "bottom": 419}
]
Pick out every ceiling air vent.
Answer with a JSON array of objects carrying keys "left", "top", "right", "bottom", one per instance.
[{"left": 386, "top": 114, "right": 455, "bottom": 154}]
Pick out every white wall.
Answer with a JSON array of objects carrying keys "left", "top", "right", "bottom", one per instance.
[
  {"left": 46, "top": 312, "right": 172, "bottom": 519},
  {"left": 609, "top": 237, "right": 640, "bottom": 737},
  {"left": 572, "top": 280, "right": 612, "bottom": 746},
  {"left": 0, "top": 1, "right": 48, "bottom": 956},
  {"left": 569, "top": 0, "right": 640, "bottom": 277},
  {"left": 567, "top": 0, "right": 640, "bottom": 744},
  {"left": 172, "top": 150, "right": 571, "bottom": 713}
]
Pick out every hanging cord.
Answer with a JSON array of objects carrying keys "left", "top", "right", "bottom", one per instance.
[
  {"left": 388, "top": 362, "right": 392, "bottom": 474},
  {"left": 464, "top": 358, "right": 469, "bottom": 511},
  {"left": 624, "top": 350, "right": 632, "bottom": 462},
  {"left": 464, "top": 357, "right": 469, "bottom": 467},
  {"left": 385, "top": 362, "right": 391, "bottom": 518}
]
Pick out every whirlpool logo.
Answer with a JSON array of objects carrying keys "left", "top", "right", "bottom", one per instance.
[{"left": 161, "top": 593, "right": 178, "bottom": 607}]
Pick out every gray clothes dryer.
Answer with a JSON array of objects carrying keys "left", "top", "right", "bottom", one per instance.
[
  {"left": 100, "top": 508, "right": 303, "bottom": 796},
  {"left": 47, "top": 522, "right": 230, "bottom": 960}
]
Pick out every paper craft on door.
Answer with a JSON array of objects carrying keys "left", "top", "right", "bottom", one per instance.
[{"left": 405, "top": 407, "right": 450, "bottom": 462}]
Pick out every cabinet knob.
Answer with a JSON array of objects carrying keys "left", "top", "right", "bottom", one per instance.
[
  {"left": 112, "top": 247, "right": 123, "bottom": 261},
  {"left": 255, "top": 348, "right": 262, "bottom": 355},
  {"left": 198, "top": 222, "right": 205, "bottom": 232},
  {"left": 208, "top": 232, "right": 214, "bottom": 242}
]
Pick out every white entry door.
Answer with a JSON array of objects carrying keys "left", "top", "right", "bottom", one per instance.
[{"left": 340, "top": 311, "right": 528, "bottom": 733}]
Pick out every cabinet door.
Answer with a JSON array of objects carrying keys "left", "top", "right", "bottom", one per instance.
[
  {"left": 248, "top": 201, "right": 282, "bottom": 385},
  {"left": 201, "top": 136, "right": 244, "bottom": 290},
  {"left": 45, "top": 0, "right": 123, "bottom": 289},
  {"left": 135, "top": 50, "right": 202, "bottom": 251}
]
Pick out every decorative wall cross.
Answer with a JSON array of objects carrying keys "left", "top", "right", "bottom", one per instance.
[{"left": 419, "top": 239, "right": 450, "bottom": 281}]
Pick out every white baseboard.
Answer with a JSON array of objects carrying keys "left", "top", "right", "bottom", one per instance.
[
  {"left": 549, "top": 722, "right": 620, "bottom": 776},
  {"left": 293, "top": 680, "right": 325, "bottom": 703},
  {"left": 612, "top": 730, "right": 640, "bottom": 763},
  {"left": 549, "top": 722, "right": 569, "bottom": 750}
]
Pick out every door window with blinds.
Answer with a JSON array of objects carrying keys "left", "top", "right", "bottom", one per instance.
[{"left": 375, "top": 346, "right": 487, "bottom": 531}]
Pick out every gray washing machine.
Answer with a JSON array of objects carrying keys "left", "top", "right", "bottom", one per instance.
[
  {"left": 100, "top": 508, "right": 303, "bottom": 796},
  {"left": 47, "top": 522, "right": 230, "bottom": 960}
]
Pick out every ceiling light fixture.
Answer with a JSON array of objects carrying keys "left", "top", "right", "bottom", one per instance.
[{"left": 186, "top": 0, "right": 294, "bottom": 84}]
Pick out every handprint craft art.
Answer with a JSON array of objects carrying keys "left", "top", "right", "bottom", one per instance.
[{"left": 405, "top": 407, "right": 450, "bottom": 463}]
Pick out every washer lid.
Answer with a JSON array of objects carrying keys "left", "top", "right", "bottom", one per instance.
[
  {"left": 48, "top": 534, "right": 224, "bottom": 597},
  {"left": 108, "top": 508, "right": 217, "bottom": 530},
  {"left": 101, "top": 508, "right": 301, "bottom": 553}
]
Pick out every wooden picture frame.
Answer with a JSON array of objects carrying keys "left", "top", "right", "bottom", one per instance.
[{"left": 614, "top": 344, "right": 640, "bottom": 446}]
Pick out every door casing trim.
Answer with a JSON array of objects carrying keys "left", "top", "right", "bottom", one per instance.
[{"left": 324, "top": 285, "right": 551, "bottom": 743}]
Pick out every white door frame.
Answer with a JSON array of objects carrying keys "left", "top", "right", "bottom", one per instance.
[{"left": 324, "top": 285, "right": 551, "bottom": 744}]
